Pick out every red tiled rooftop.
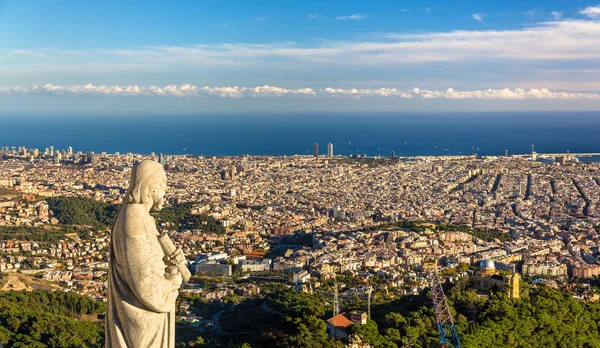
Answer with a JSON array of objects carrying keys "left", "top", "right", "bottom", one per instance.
[{"left": 327, "top": 313, "right": 354, "bottom": 328}]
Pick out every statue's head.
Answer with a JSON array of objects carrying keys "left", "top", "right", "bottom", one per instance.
[{"left": 124, "top": 160, "right": 167, "bottom": 211}]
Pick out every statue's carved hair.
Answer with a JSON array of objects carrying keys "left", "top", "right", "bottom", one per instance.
[{"left": 124, "top": 160, "right": 166, "bottom": 204}]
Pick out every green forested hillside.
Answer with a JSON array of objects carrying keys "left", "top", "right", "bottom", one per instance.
[
  {"left": 153, "top": 202, "right": 225, "bottom": 234},
  {"left": 371, "top": 280, "right": 600, "bottom": 348},
  {"left": 0, "top": 226, "right": 69, "bottom": 244},
  {"left": 0, "top": 291, "right": 105, "bottom": 347},
  {"left": 46, "top": 196, "right": 118, "bottom": 227},
  {"left": 454, "top": 285, "right": 600, "bottom": 347},
  {"left": 1, "top": 278, "right": 598, "bottom": 347},
  {"left": 46, "top": 197, "right": 226, "bottom": 234},
  {"left": 177, "top": 280, "right": 600, "bottom": 348}
]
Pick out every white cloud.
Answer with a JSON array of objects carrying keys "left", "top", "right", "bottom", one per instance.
[
  {"left": 581, "top": 5, "right": 600, "bottom": 18},
  {"left": 2, "top": 84, "right": 600, "bottom": 100},
  {"left": 323, "top": 87, "right": 414, "bottom": 98},
  {"left": 335, "top": 14, "right": 368, "bottom": 20},
  {"left": 4, "top": 19, "right": 600, "bottom": 93},
  {"left": 550, "top": 11, "right": 563, "bottom": 20},
  {"left": 308, "top": 14, "right": 319, "bottom": 19},
  {"left": 7, "top": 19, "right": 600, "bottom": 69},
  {"left": 327, "top": 87, "right": 600, "bottom": 100},
  {"left": 412, "top": 87, "right": 600, "bottom": 100},
  {"left": 472, "top": 13, "right": 486, "bottom": 23},
  {"left": 384, "top": 20, "right": 600, "bottom": 61},
  {"left": 0, "top": 84, "right": 317, "bottom": 98}
]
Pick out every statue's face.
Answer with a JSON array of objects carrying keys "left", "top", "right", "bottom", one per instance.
[{"left": 151, "top": 177, "right": 167, "bottom": 212}]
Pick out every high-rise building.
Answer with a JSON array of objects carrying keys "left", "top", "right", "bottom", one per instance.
[
  {"left": 49, "top": 146, "right": 55, "bottom": 157},
  {"left": 391, "top": 151, "right": 396, "bottom": 159},
  {"left": 67, "top": 146, "right": 73, "bottom": 155},
  {"left": 313, "top": 143, "right": 319, "bottom": 159},
  {"left": 327, "top": 143, "right": 334, "bottom": 158},
  {"left": 519, "top": 181, "right": 527, "bottom": 197},
  {"left": 158, "top": 153, "right": 165, "bottom": 165},
  {"left": 504, "top": 149, "right": 508, "bottom": 157}
]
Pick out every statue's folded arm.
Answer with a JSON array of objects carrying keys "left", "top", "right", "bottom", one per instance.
[{"left": 119, "top": 232, "right": 182, "bottom": 313}]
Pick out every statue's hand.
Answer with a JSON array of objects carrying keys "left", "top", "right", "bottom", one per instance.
[
  {"left": 164, "top": 266, "right": 183, "bottom": 288},
  {"left": 165, "top": 265, "right": 178, "bottom": 276}
]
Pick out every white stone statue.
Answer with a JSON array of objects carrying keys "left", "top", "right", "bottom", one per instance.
[{"left": 106, "top": 160, "right": 189, "bottom": 348}]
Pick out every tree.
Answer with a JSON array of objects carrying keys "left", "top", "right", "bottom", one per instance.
[
  {"left": 385, "top": 312, "right": 407, "bottom": 327},
  {"left": 348, "top": 319, "right": 397, "bottom": 348},
  {"left": 384, "top": 328, "right": 402, "bottom": 343}
]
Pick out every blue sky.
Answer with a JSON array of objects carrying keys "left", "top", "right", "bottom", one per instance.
[{"left": 2, "top": 0, "right": 600, "bottom": 113}]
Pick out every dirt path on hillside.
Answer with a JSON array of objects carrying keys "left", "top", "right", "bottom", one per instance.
[
  {"left": 0, "top": 273, "right": 34, "bottom": 291},
  {"left": 0, "top": 273, "right": 61, "bottom": 292}
]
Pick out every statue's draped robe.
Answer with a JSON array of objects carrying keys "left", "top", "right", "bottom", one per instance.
[{"left": 106, "top": 205, "right": 181, "bottom": 348}]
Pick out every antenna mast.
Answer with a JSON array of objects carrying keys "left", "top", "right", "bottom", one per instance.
[
  {"left": 429, "top": 267, "right": 461, "bottom": 348},
  {"left": 333, "top": 279, "right": 339, "bottom": 316},
  {"left": 367, "top": 286, "right": 373, "bottom": 319}
]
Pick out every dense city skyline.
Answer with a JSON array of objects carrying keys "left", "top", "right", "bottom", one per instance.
[
  {"left": 3, "top": 0, "right": 600, "bottom": 113},
  {"left": 3, "top": 146, "right": 600, "bottom": 346}
]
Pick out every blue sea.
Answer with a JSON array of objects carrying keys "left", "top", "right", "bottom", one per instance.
[{"left": 1, "top": 112, "right": 600, "bottom": 157}]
